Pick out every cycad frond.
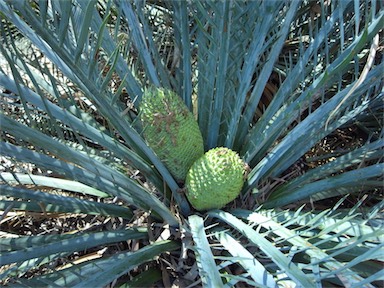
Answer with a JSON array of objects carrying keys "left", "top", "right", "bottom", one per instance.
[{"left": 187, "top": 203, "right": 383, "bottom": 287}]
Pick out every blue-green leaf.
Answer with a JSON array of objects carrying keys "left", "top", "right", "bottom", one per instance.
[{"left": 189, "top": 215, "right": 223, "bottom": 287}]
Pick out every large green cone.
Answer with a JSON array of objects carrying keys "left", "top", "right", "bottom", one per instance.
[
  {"left": 186, "top": 147, "right": 246, "bottom": 211},
  {"left": 139, "top": 87, "right": 204, "bottom": 182}
]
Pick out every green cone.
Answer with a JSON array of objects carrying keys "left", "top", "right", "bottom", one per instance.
[
  {"left": 139, "top": 87, "right": 204, "bottom": 182},
  {"left": 185, "top": 147, "right": 246, "bottom": 211}
]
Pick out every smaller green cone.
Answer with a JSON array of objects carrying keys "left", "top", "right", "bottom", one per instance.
[{"left": 185, "top": 147, "right": 246, "bottom": 211}]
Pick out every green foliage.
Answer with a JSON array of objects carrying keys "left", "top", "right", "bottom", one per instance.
[{"left": 0, "top": 0, "right": 383, "bottom": 287}]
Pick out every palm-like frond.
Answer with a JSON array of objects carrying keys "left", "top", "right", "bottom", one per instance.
[
  {"left": 1, "top": 0, "right": 383, "bottom": 286},
  {"left": 201, "top": 203, "right": 383, "bottom": 287},
  {"left": 8, "top": 240, "right": 179, "bottom": 287}
]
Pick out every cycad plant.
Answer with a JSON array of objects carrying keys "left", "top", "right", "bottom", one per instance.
[{"left": 1, "top": 0, "right": 383, "bottom": 287}]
